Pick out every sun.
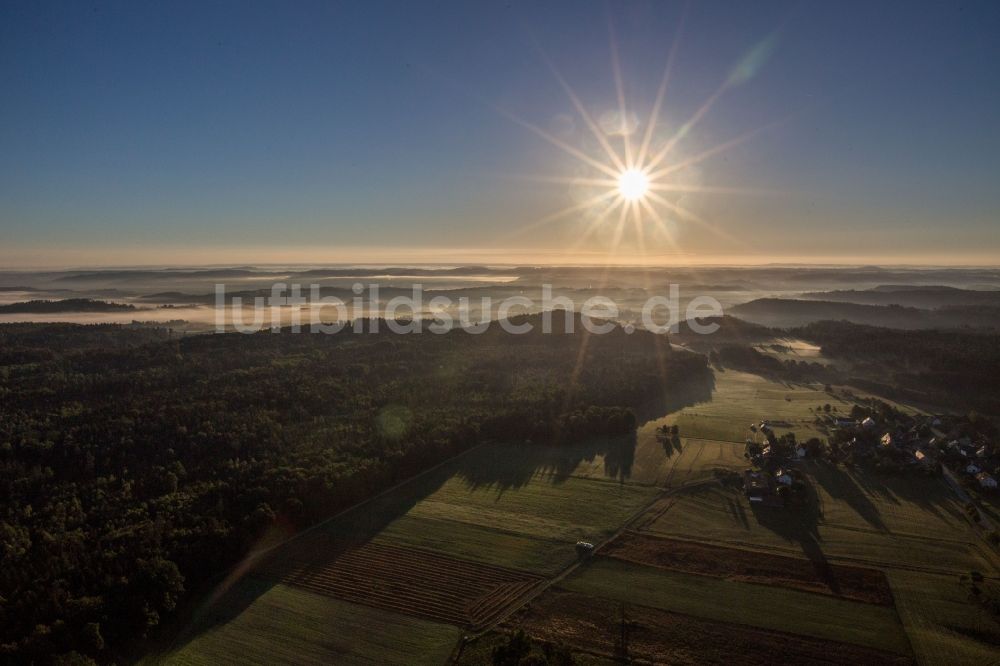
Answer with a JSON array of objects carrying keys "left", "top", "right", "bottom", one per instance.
[
  {"left": 498, "top": 23, "right": 778, "bottom": 257},
  {"left": 617, "top": 168, "right": 649, "bottom": 202}
]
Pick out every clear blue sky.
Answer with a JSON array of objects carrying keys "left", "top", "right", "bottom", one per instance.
[{"left": 1, "top": 0, "right": 998, "bottom": 266}]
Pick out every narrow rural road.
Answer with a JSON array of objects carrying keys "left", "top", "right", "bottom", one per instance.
[{"left": 448, "top": 476, "right": 715, "bottom": 662}]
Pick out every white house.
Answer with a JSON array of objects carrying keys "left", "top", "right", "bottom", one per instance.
[
  {"left": 861, "top": 417, "right": 877, "bottom": 429},
  {"left": 795, "top": 445, "right": 807, "bottom": 459}
]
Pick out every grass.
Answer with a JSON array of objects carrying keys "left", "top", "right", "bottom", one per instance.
[
  {"left": 562, "top": 558, "right": 913, "bottom": 655},
  {"left": 159, "top": 580, "right": 462, "bottom": 666},
  {"left": 888, "top": 569, "right": 1000, "bottom": 666},
  {"left": 400, "top": 470, "right": 655, "bottom": 540},
  {"left": 644, "top": 482, "right": 991, "bottom": 574},
  {"left": 375, "top": 515, "right": 572, "bottom": 575},
  {"left": 521, "top": 371, "right": 829, "bottom": 487},
  {"left": 156, "top": 365, "right": 990, "bottom": 665},
  {"left": 659, "top": 370, "right": 849, "bottom": 443},
  {"left": 809, "top": 463, "right": 974, "bottom": 538},
  {"left": 371, "top": 468, "right": 658, "bottom": 574},
  {"left": 158, "top": 443, "right": 659, "bottom": 663}
]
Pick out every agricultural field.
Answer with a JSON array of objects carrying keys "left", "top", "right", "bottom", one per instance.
[
  {"left": 486, "top": 589, "right": 912, "bottom": 666},
  {"left": 560, "top": 557, "right": 913, "bottom": 655},
  {"left": 367, "top": 458, "right": 658, "bottom": 574},
  {"left": 629, "top": 434, "right": 999, "bottom": 662},
  {"left": 544, "top": 370, "right": 841, "bottom": 487},
  {"left": 160, "top": 367, "right": 999, "bottom": 665},
  {"left": 254, "top": 540, "right": 544, "bottom": 628},
  {"left": 889, "top": 569, "right": 1000, "bottom": 665},
  {"left": 162, "top": 581, "right": 462, "bottom": 665},
  {"left": 658, "top": 370, "right": 852, "bottom": 444},
  {"left": 156, "top": 442, "right": 661, "bottom": 663},
  {"left": 601, "top": 531, "right": 893, "bottom": 605},
  {"left": 642, "top": 470, "right": 993, "bottom": 574}
]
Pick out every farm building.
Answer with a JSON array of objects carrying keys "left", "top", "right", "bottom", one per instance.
[
  {"left": 861, "top": 417, "right": 877, "bottom": 429},
  {"left": 742, "top": 470, "right": 783, "bottom": 507}
]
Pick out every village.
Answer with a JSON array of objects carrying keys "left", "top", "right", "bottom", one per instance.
[{"left": 741, "top": 399, "right": 1000, "bottom": 520}]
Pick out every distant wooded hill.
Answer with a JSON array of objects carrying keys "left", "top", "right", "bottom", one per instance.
[
  {"left": 798, "top": 285, "right": 1000, "bottom": 309},
  {"left": 0, "top": 298, "right": 136, "bottom": 313},
  {"left": 729, "top": 298, "right": 1000, "bottom": 330}
]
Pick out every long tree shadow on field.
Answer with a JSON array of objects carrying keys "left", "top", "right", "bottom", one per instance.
[
  {"left": 751, "top": 480, "right": 844, "bottom": 596},
  {"left": 811, "top": 460, "right": 963, "bottom": 534},
  {"left": 455, "top": 371, "right": 715, "bottom": 494},
  {"left": 158, "top": 448, "right": 466, "bottom": 658},
  {"left": 661, "top": 433, "right": 683, "bottom": 458},
  {"left": 810, "top": 461, "right": 889, "bottom": 533},
  {"left": 159, "top": 366, "right": 715, "bottom": 655},
  {"left": 456, "top": 433, "right": 637, "bottom": 494}
]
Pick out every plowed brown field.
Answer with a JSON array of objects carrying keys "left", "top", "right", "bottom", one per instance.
[
  {"left": 603, "top": 531, "right": 894, "bottom": 605},
  {"left": 506, "top": 589, "right": 913, "bottom": 665},
  {"left": 255, "top": 539, "right": 543, "bottom": 629}
]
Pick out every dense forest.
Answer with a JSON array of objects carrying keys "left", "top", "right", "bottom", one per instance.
[
  {"left": 0, "top": 316, "right": 708, "bottom": 663},
  {"left": 675, "top": 316, "right": 1000, "bottom": 412},
  {"left": 793, "top": 321, "right": 1000, "bottom": 411}
]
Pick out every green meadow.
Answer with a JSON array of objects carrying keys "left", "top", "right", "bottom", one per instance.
[
  {"left": 889, "top": 569, "right": 1000, "bottom": 666},
  {"left": 161, "top": 581, "right": 461, "bottom": 666},
  {"left": 561, "top": 557, "right": 913, "bottom": 655},
  {"left": 160, "top": 367, "right": 998, "bottom": 666}
]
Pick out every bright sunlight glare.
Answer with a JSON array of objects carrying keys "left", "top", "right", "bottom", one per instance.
[{"left": 617, "top": 168, "right": 649, "bottom": 201}]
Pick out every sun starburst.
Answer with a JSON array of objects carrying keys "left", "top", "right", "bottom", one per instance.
[
  {"left": 617, "top": 168, "right": 649, "bottom": 202},
  {"left": 500, "top": 17, "right": 784, "bottom": 264}
]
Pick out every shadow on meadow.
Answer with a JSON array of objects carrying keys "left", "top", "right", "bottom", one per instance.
[
  {"left": 749, "top": 478, "right": 844, "bottom": 595},
  {"left": 156, "top": 363, "right": 715, "bottom": 658},
  {"left": 455, "top": 369, "right": 715, "bottom": 494}
]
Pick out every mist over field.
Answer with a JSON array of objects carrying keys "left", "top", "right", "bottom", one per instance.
[{"left": 4, "top": 264, "right": 1000, "bottom": 330}]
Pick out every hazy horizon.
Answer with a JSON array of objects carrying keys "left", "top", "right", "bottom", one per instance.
[{"left": 3, "top": 250, "right": 1000, "bottom": 272}]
